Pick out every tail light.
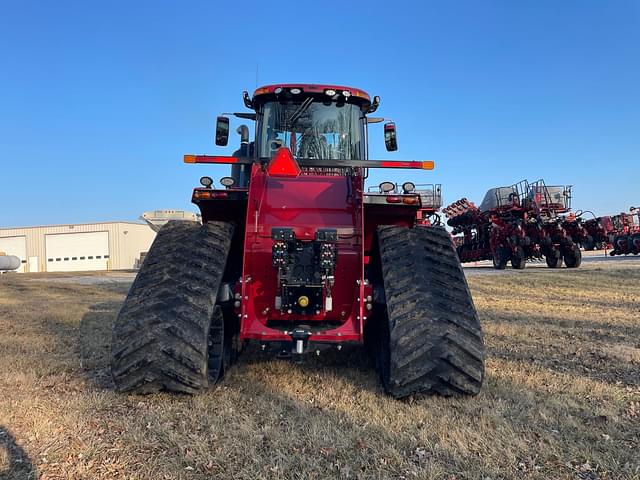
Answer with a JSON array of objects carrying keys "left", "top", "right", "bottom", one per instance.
[{"left": 193, "top": 190, "right": 228, "bottom": 200}]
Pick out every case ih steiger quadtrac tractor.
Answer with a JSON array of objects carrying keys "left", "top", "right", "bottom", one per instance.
[{"left": 110, "top": 84, "right": 484, "bottom": 398}]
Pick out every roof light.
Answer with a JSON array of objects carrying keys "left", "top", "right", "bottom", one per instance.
[
  {"left": 267, "top": 147, "right": 301, "bottom": 178},
  {"left": 379, "top": 181, "right": 395, "bottom": 193},
  {"left": 200, "top": 176, "right": 213, "bottom": 188},
  {"left": 274, "top": 87, "right": 283, "bottom": 94},
  {"left": 325, "top": 89, "right": 336, "bottom": 96},
  {"left": 342, "top": 90, "right": 351, "bottom": 97},
  {"left": 386, "top": 196, "right": 402, "bottom": 203},
  {"left": 290, "top": 88, "right": 302, "bottom": 94},
  {"left": 402, "top": 182, "right": 416, "bottom": 193}
]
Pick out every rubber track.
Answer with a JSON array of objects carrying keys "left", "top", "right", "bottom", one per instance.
[
  {"left": 110, "top": 220, "right": 234, "bottom": 394},
  {"left": 377, "top": 225, "right": 485, "bottom": 398}
]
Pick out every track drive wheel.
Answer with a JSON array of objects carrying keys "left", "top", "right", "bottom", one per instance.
[
  {"left": 374, "top": 226, "right": 485, "bottom": 398},
  {"left": 563, "top": 245, "right": 582, "bottom": 268},
  {"left": 510, "top": 246, "right": 526, "bottom": 269},
  {"left": 492, "top": 246, "right": 508, "bottom": 270},
  {"left": 110, "top": 220, "right": 235, "bottom": 394},
  {"left": 545, "top": 249, "right": 563, "bottom": 268}
]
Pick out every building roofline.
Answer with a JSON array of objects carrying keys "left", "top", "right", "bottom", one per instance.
[{"left": 0, "top": 221, "right": 148, "bottom": 231}]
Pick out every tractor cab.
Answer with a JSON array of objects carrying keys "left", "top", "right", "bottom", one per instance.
[
  {"left": 252, "top": 85, "right": 371, "bottom": 160},
  {"left": 214, "top": 84, "right": 398, "bottom": 187}
]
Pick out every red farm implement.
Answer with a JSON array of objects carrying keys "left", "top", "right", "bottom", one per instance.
[
  {"left": 562, "top": 211, "right": 613, "bottom": 251},
  {"left": 109, "top": 84, "right": 483, "bottom": 398},
  {"left": 609, "top": 207, "right": 640, "bottom": 256},
  {"left": 445, "top": 179, "right": 581, "bottom": 269}
]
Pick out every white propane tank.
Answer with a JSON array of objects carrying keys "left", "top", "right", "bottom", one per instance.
[{"left": 0, "top": 255, "right": 21, "bottom": 271}]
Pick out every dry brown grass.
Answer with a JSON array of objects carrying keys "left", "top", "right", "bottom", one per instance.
[{"left": 0, "top": 263, "right": 639, "bottom": 479}]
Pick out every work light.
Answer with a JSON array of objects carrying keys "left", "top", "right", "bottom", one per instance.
[{"left": 199, "top": 176, "right": 213, "bottom": 188}]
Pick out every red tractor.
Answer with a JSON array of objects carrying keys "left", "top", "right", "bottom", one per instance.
[{"left": 110, "top": 84, "right": 484, "bottom": 398}]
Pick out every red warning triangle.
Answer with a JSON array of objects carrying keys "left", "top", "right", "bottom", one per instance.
[{"left": 267, "top": 147, "right": 301, "bottom": 178}]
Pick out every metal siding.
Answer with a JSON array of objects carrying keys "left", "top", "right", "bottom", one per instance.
[{"left": 0, "top": 222, "right": 156, "bottom": 272}]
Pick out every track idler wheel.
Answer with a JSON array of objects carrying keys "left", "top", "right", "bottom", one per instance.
[{"left": 207, "top": 306, "right": 226, "bottom": 383}]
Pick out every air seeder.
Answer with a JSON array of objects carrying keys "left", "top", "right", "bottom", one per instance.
[
  {"left": 445, "top": 179, "right": 581, "bottom": 269},
  {"left": 110, "top": 84, "right": 484, "bottom": 398}
]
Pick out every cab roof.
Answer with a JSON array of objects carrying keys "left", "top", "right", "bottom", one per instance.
[{"left": 253, "top": 84, "right": 371, "bottom": 102}]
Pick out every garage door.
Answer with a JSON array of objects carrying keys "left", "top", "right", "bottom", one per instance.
[
  {"left": 0, "top": 236, "right": 27, "bottom": 273},
  {"left": 46, "top": 231, "right": 109, "bottom": 272}
]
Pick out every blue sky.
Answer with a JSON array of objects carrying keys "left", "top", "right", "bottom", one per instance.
[{"left": 1, "top": 1, "right": 638, "bottom": 227}]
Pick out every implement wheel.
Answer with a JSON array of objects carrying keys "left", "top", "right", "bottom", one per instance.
[
  {"left": 110, "top": 220, "right": 234, "bottom": 394},
  {"left": 582, "top": 235, "right": 595, "bottom": 251},
  {"left": 492, "top": 247, "right": 508, "bottom": 270},
  {"left": 564, "top": 245, "right": 582, "bottom": 268},
  {"left": 374, "top": 226, "right": 485, "bottom": 398},
  {"left": 545, "top": 249, "right": 563, "bottom": 268},
  {"left": 511, "top": 246, "right": 526, "bottom": 269}
]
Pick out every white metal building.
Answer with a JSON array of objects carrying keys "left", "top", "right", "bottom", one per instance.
[{"left": 0, "top": 222, "right": 156, "bottom": 273}]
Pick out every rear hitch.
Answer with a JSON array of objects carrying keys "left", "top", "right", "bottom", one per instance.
[{"left": 289, "top": 326, "right": 312, "bottom": 356}]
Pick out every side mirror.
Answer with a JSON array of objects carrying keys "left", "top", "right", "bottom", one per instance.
[
  {"left": 384, "top": 122, "right": 398, "bottom": 151},
  {"left": 215, "top": 116, "right": 230, "bottom": 146}
]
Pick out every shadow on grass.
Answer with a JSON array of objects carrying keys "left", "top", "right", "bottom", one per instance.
[
  {"left": 76, "top": 300, "right": 123, "bottom": 390},
  {"left": 76, "top": 296, "right": 383, "bottom": 395},
  {"left": 0, "top": 427, "right": 36, "bottom": 480},
  {"left": 67, "top": 295, "right": 638, "bottom": 477},
  {"left": 479, "top": 306, "right": 640, "bottom": 387}
]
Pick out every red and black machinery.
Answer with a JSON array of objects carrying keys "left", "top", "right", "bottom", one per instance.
[
  {"left": 445, "top": 179, "right": 581, "bottom": 269},
  {"left": 562, "top": 211, "right": 613, "bottom": 251},
  {"left": 109, "top": 84, "right": 484, "bottom": 399},
  {"left": 562, "top": 207, "right": 639, "bottom": 254},
  {"left": 609, "top": 207, "right": 640, "bottom": 256}
]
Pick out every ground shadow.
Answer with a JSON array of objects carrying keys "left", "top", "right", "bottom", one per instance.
[
  {"left": 479, "top": 304, "right": 640, "bottom": 387},
  {"left": 76, "top": 297, "right": 386, "bottom": 396},
  {"left": 0, "top": 426, "right": 36, "bottom": 480},
  {"left": 76, "top": 301, "right": 122, "bottom": 390}
]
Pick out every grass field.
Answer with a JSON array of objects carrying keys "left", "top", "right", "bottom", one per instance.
[{"left": 1, "top": 261, "right": 639, "bottom": 479}]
